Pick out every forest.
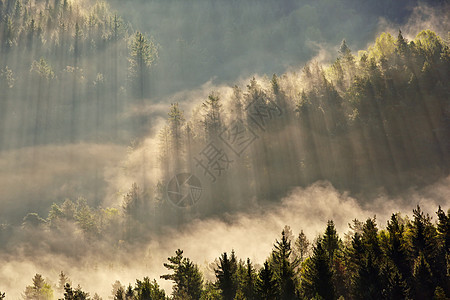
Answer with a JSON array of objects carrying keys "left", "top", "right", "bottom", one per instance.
[
  {"left": 0, "top": 0, "right": 448, "bottom": 236},
  {"left": 1, "top": 205, "right": 449, "bottom": 300},
  {"left": 0, "top": 1, "right": 448, "bottom": 222},
  {"left": 0, "top": 0, "right": 449, "bottom": 299}
]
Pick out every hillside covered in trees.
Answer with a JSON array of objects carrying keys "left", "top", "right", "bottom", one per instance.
[
  {"left": 153, "top": 29, "right": 450, "bottom": 216},
  {"left": 0, "top": 0, "right": 157, "bottom": 151},
  {"left": 0, "top": 0, "right": 449, "bottom": 299},
  {"left": 0, "top": 0, "right": 448, "bottom": 221},
  {"left": 1, "top": 205, "right": 449, "bottom": 300},
  {"left": 1, "top": 27, "right": 448, "bottom": 244}
]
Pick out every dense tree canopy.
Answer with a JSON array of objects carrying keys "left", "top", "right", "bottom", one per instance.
[{"left": 7, "top": 205, "right": 448, "bottom": 299}]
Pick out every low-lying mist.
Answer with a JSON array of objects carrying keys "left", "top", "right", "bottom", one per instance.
[
  {"left": 1, "top": 177, "right": 448, "bottom": 298},
  {"left": 0, "top": 0, "right": 449, "bottom": 298}
]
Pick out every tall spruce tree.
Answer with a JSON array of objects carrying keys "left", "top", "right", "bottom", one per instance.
[
  {"left": 161, "top": 249, "right": 203, "bottom": 300},
  {"left": 215, "top": 251, "right": 238, "bottom": 300},
  {"left": 128, "top": 31, "right": 157, "bottom": 99},
  {"left": 300, "top": 238, "right": 334, "bottom": 300},
  {"left": 271, "top": 228, "right": 298, "bottom": 299},
  {"left": 257, "top": 261, "right": 278, "bottom": 300}
]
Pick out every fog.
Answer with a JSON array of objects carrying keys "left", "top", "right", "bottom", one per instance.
[
  {"left": 0, "top": 0, "right": 449, "bottom": 298},
  {"left": 1, "top": 177, "right": 448, "bottom": 299}
]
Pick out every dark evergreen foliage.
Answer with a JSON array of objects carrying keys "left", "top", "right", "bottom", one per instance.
[{"left": 10, "top": 205, "right": 450, "bottom": 299}]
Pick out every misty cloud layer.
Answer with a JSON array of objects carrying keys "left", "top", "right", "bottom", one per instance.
[
  {"left": 107, "top": 0, "right": 449, "bottom": 97},
  {"left": 1, "top": 178, "right": 448, "bottom": 298},
  {"left": 0, "top": 0, "right": 449, "bottom": 298}
]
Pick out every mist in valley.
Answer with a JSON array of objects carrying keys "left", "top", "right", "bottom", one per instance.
[{"left": 0, "top": 0, "right": 449, "bottom": 299}]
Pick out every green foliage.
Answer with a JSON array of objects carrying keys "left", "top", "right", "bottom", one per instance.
[
  {"left": 294, "top": 230, "right": 310, "bottom": 262},
  {"left": 61, "top": 283, "right": 89, "bottom": 300},
  {"left": 412, "top": 254, "right": 434, "bottom": 300},
  {"left": 368, "top": 32, "right": 396, "bottom": 61},
  {"left": 322, "top": 220, "right": 340, "bottom": 263},
  {"left": 354, "top": 252, "right": 383, "bottom": 300},
  {"left": 436, "top": 206, "right": 450, "bottom": 252},
  {"left": 257, "top": 261, "right": 278, "bottom": 300},
  {"left": 129, "top": 32, "right": 157, "bottom": 71},
  {"left": 7, "top": 205, "right": 450, "bottom": 300},
  {"left": 415, "top": 30, "right": 446, "bottom": 63},
  {"left": 271, "top": 228, "right": 299, "bottom": 299},
  {"left": 2, "top": 25, "right": 449, "bottom": 300},
  {"left": 134, "top": 277, "right": 165, "bottom": 300},
  {"left": 214, "top": 251, "right": 238, "bottom": 300},
  {"left": 167, "top": 102, "right": 185, "bottom": 165},
  {"left": 300, "top": 239, "right": 334, "bottom": 300},
  {"left": 235, "top": 258, "right": 257, "bottom": 300},
  {"left": 75, "top": 197, "right": 98, "bottom": 236},
  {"left": 23, "top": 274, "right": 54, "bottom": 300},
  {"left": 122, "top": 183, "right": 142, "bottom": 218},
  {"left": 161, "top": 249, "right": 203, "bottom": 299},
  {"left": 128, "top": 31, "right": 158, "bottom": 98},
  {"left": 113, "top": 286, "right": 125, "bottom": 300},
  {"left": 409, "top": 205, "right": 438, "bottom": 262},
  {"left": 201, "top": 91, "right": 223, "bottom": 140},
  {"left": 200, "top": 282, "right": 221, "bottom": 300}
]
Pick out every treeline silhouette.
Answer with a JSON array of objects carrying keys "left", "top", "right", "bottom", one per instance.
[{"left": 6, "top": 205, "right": 449, "bottom": 300}]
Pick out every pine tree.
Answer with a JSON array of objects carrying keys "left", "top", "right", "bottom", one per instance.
[
  {"left": 201, "top": 91, "right": 223, "bottom": 140},
  {"left": 362, "top": 217, "right": 381, "bottom": 260},
  {"left": 57, "top": 271, "right": 71, "bottom": 294},
  {"left": 301, "top": 239, "right": 334, "bottom": 300},
  {"left": 161, "top": 249, "right": 203, "bottom": 299},
  {"left": 168, "top": 102, "right": 185, "bottom": 169},
  {"left": 62, "top": 283, "right": 89, "bottom": 300},
  {"left": 92, "top": 293, "right": 101, "bottom": 300},
  {"left": 122, "top": 183, "right": 142, "bottom": 218},
  {"left": 395, "top": 30, "right": 408, "bottom": 56},
  {"left": 339, "top": 39, "right": 351, "bottom": 58},
  {"left": 111, "top": 281, "right": 124, "bottom": 300},
  {"left": 215, "top": 251, "right": 238, "bottom": 300},
  {"left": 322, "top": 220, "right": 340, "bottom": 263},
  {"left": 412, "top": 254, "right": 434, "bottom": 300},
  {"left": 241, "top": 258, "right": 256, "bottom": 300},
  {"left": 124, "top": 285, "right": 134, "bottom": 300},
  {"left": 410, "top": 205, "right": 438, "bottom": 268},
  {"left": 436, "top": 206, "right": 449, "bottom": 253},
  {"left": 128, "top": 31, "right": 157, "bottom": 99},
  {"left": 135, "top": 277, "right": 165, "bottom": 300},
  {"left": 257, "top": 261, "right": 278, "bottom": 300},
  {"left": 382, "top": 266, "right": 408, "bottom": 300},
  {"left": 271, "top": 228, "right": 298, "bottom": 299},
  {"left": 113, "top": 287, "right": 124, "bottom": 300},
  {"left": 294, "top": 230, "right": 310, "bottom": 262},
  {"left": 353, "top": 253, "right": 382, "bottom": 300},
  {"left": 386, "top": 214, "right": 409, "bottom": 280},
  {"left": 121, "top": 183, "right": 143, "bottom": 240}
]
